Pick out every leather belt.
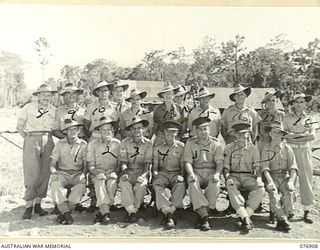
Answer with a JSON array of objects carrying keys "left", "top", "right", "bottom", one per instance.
[
  {"left": 27, "top": 131, "right": 52, "bottom": 136},
  {"left": 230, "top": 171, "right": 253, "bottom": 174},
  {"left": 269, "top": 169, "right": 288, "bottom": 174}
]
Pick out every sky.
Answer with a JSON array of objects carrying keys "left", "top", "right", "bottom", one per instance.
[{"left": 0, "top": 4, "right": 320, "bottom": 90}]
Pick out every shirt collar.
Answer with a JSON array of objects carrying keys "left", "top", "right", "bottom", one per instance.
[
  {"left": 231, "top": 104, "right": 249, "bottom": 111},
  {"left": 61, "top": 137, "right": 81, "bottom": 145}
]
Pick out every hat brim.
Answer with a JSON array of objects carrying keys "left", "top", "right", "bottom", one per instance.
[
  {"left": 234, "top": 129, "right": 251, "bottom": 134},
  {"left": 125, "top": 119, "right": 149, "bottom": 130},
  {"left": 229, "top": 87, "right": 251, "bottom": 102},
  {"left": 62, "top": 123, "right": 82, "bottom": 132},
  {"left": 175, "top": 90, "right": 189, "bottom": 97},
  {"left": 92, "top": 84, "right": 114, "bottom": 97},
  {"left": 95, "top": 120, "right": 118, "bottom": 130},
  {"left": 265, "top": 125, "right": 288, "bottom": 135},
  {"left": 157, "top": 87, "right": 180, "bottom": 98},
  {"left": 114, "top": 84, "right": 129, "bottom": 92},
  {"left": 288, "top": 95, "right": 312, "bottom": 105},
  {"left": 195, "top": 93, "right": 215, "bottom": 100},
  {"left": 32, "top": 90, "right": 58, "bottom": 96},
  {"left": 125, "top": 91, "right": 147, "bottom": 101},
  {"left": 261, "top": 90, "right": 281, "bottom": 104}
]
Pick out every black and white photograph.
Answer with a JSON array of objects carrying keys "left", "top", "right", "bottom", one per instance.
[{"left": 0, "top": 2, "right": 319, "bottom": 242}]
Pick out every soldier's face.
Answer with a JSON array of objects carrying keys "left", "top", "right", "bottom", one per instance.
[
  {"left": 234, "top": 92, "right": 246, "bottom": 104},
  {"left": 130, "top": 95, "right": 142, "bottom": 108},
  {"left": 293, "top": 97, "right": 306, "bottom": 112},
  {"left": 235, "top": 131, "right": 249, "bottom": 146},
  {"left": 265, "top": 96, "right": 277, "bottom": 109},
  {"left": 162, "top": 90, "right": 174, "bottom": 102},
  {"left": 38, "top": 92, "right": 52, "bottom": 106},
  {"left": 64, "top": 91, "right": 78, "bottom": 103},
  {"left": 199, "top": 96, "right": 210, "bottom": 107},
  {"left": 98, "top": 87, "right": 110, "bottom": 100},
  {"left": 100, "top": 123, "right": 114, "bottom": 140},
  {"left": 66, "top": 126, "right": 79, "bottom": 140},
  {"left": 197, "top": 125, "right": 210, "bottom": 140},
  {"left": 130, "top": 122, "right": 145, "bottom": 138},
  {"left": 113, "top": 87, "right": 124, "bottom": 100},
  {"left": 164, "top": 129, "right": 178, "bottom": 142},
  {"left": 269, "top": 128, "right": 283, "bottom": 143},
  {"left": 174, "top": 95, "right": 184, "bottom": 104}
]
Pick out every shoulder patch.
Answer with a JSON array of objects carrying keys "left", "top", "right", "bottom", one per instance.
[
  {"left": 176, "top": 140, "right": 185, "bottom": 147},
  {"left": 122, "top": 137, "right": 132, "bottom": 143}
]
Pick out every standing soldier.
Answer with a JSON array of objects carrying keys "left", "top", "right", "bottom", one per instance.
[
  {"left": 87, "top": 117, "right": 120, "bottom": 225},
  {"left": 283, "top": 92, "right": 315, "bottom": 224},
  {"left": 53, "top": 83, "right": 86, "bottom": 140},
  {"left": 118, "top": 116, "right": 153, "bottom": 223},
  {"left": 111, "top": 80, "right": 131, "bottom": 114},
  {"left": 261, "top": 121, "right": 297, "bottom": 231},
  {"left": 221, "top": 84, "right": 261, "bottom": 144},
  {"left": 187, "top": 87, "right": 221, "bottom": 139},
  {"left": 83, "top": 80, "right": 118, "bottom": 212},
  {"left": 153, "top": 85, "right": 183, "bottom": 147},
  {"left": 184, "top": 117, "right": 224, "bottom": 231},
  {"left": 223, "top": 123, "right": 265, "bottom": 233},
  {"left": 119, "top": 88, "right": 154, "bottom": 139},
  {"left": 153, "top": 120, "right": 186, "bottom": 229},
  {"left": 16, "top": 84, "right": 57, "bottom": 219},
  {"left": 257, "top": 91, "right": 285, "bottom": 152},
  {"left": 49, "top": 119, "right": 87, "bottom": 225},
  {"left": 83, "top": 80, "right": 118, "bottom": 142}
]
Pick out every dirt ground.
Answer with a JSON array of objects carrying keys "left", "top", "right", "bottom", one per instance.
[{"left": 0, "top": 108, "right": 319, "bottom": 241}]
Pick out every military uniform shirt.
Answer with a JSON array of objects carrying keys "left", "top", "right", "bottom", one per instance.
[
  {"left": 153, "top": 103, "right": 183, "bottom": 132},
  {"left": 84, "top": 100, "right": 119, "bottom": 132},
  {"left": 119, "top": 136, "right": 153, "bottom": 170},
  {"left": 18, "top": 101, "right": 56, "bottom": 132},
  {"left": 184, "top": 136, "right": 223, "bottom": 169},
  {"left": 154, "top": 140, "right": 185, "bottom": 173},
  {"left": 87, "top": 138, "right": 120, "bottom": 175},
  {"left": 51, "top": 138, "right": 87, "bottom": 171},
  {"left": 188, "top": 105, "right": 221, "bottom": 137},
  {"left": 54, "top": 104, "right": 86, "bottom": 137},
  {"left": 221, "top": 104, "right": 261, "bottom": 136},
  {"left": 114, "top": 100, "right": 131, "bottom": 114},
  {"left": 224, "top": 142, "right": 260, "bottom": 173},
  {"left": 258, "top": 108, "right": 285, "bottom": 141},
  {"left": 261, "top": 142, "right": 298, "bottom": 174},
  {"left": 283, "top": 111, "right": 316, "bottom": 135},
  {"left": 119, "top": 107, "right": 154, "bottom": 137}
]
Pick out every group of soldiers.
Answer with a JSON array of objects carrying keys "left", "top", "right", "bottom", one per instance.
[{"left": 16, "top": 80, "right": 316, "bottom": 233}]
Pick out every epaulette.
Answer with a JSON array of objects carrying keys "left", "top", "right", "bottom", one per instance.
[
  {"left": 122, "top": 136, "right": 132, "bottom": 143},
  {"left": 176, "top": 140, "right": 185, "bottom": 147},
  {"left": 209, "top": 136, "right": 218, "bottom": 142},
  {"left": 110, "top": 137, "right": 121, "bottom": 144}
]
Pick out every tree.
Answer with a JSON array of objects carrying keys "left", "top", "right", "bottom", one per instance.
[
  {"left": 220, "top": 35, "right": 246, "bottom": 85},
  {"left": 34, "top": 37, "right": 52, "bottom": 82},
  {"left": 0, "top": 51, "right": 26, "bottom": 107}
]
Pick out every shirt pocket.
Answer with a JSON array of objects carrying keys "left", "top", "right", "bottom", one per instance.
[{"left": 279, "top": 152, "right": 288, "bottom": 170}]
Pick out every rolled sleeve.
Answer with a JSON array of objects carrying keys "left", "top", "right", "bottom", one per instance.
[
  {"left": 183, "top": 140, "right": 193, "bottom": 164},
  {"left": 214, "top": 144, "right": 224, "bottom": 164}
]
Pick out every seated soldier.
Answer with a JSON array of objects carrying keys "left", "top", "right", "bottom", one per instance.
[
  {"left": 118, "top": 116, "right": 153, "bottom": 223},
  {"left": 223, "top": 123, "right": 265, "bottom": 233},
  {"left": 153, "top": 120, "right": 186, "bottom": 229},
  {"left": 184, "top": 117, "right": 224, "bottom": 231},
  {"left": 261, "top": 121, "right": 297, "bottom": 232},
  {"left": 87, "top": 116, "right": 120, "bottom": 225},
  {"left": 49, "top": 119, "right": 87, "bottom": 225}
]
